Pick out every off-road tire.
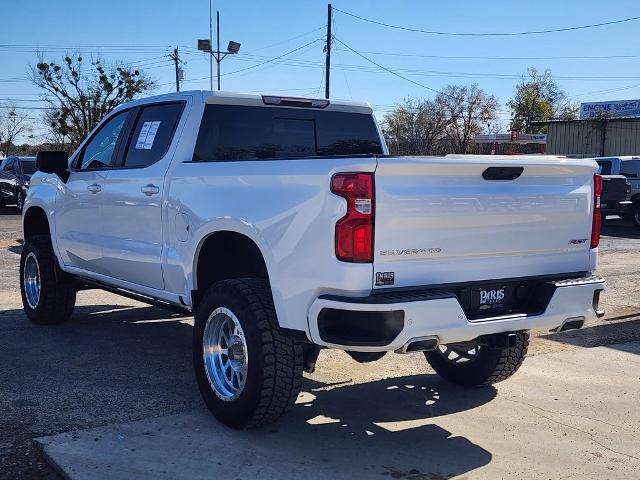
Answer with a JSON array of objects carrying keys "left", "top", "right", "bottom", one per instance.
[
  {"left": 193, "top": 278, "right": 303, "bottom": 428},
  {"left": 424, "top": 331, "right": 529, "bottom": 387},
  {"left": 16, "top": 192, "right": 25, "bottom": 213},
  {"left": 20, "top": 235, "right": 76, "bottom": 324},
  {"left": 632, "top": 203, "right": 640, "bottom": 228}
]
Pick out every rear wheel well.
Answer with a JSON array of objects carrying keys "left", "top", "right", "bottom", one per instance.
[
  {"left": 194, "top": 232, "right": 270, "bottom": 307},
  {"left": 23, "top": 207, "right": 50, "bottom": 240}
]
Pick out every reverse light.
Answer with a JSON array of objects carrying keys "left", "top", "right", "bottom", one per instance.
[
  {"left": 331, "top": 173, "right": 374, "bottom": 262},
  {"left": 591, "top": 174, "right": 602, "bottom": 249}
]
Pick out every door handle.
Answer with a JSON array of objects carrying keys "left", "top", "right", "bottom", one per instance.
[
  {"left": 141, "top": 184, "right": 160, "bottom": 196},
  {"left": 87, "top": 183, "right": 102, "bottom": 194}
]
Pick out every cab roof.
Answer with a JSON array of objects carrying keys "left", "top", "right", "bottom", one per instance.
[{"left": 115, "top": 90, "right": 373, "bottom": 115}]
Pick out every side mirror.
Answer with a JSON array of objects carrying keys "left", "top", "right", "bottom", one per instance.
[{"left": 36, "top": 151, "right": 69, "bottom": 178}]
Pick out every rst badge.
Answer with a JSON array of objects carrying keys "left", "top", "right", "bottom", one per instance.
[{"left": 375, "top": 272, "right": 395, "bottom": 286}]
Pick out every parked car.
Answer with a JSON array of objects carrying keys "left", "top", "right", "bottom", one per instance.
[
  {"left": 22, "top": 91, "right": 605, "bottom": 428},
  {"left": 0, "top": 155, "right": 36, "bottom": 211},
  {"left": 594, "top": 156, "right": 640, "bottom": 227}
]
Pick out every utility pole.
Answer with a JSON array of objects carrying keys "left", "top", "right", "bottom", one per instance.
[
  {"left": 170, "top": 47, "right": 183, "bottom": 92},
  {"left": 209, "top": 0, "right": 213, "bottom": 91},
  {"left": 325, "top": 3, "right": 332, "bottom": 99}
]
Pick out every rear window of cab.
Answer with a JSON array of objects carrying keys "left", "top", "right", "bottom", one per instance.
[{"left": 192, "top": 104, "right": 383, "bottom": 161}]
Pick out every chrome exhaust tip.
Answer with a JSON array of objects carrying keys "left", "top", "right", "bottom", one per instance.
[
  {"left": 555, "top": 316, "right": 585, "bottom": 332},
  {"left": 398, "top": 336, "right": 439, "bottom": 354}
]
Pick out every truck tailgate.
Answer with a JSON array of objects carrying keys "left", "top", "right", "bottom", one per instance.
[
  {"left": 373, "top": 155, "right": 597, "bottom": 289},
  {"left": 600, "top": 175, "right": 627, "bottom": 209}
]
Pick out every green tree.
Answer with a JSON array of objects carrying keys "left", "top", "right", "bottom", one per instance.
[
  {"left": 31, "top": 55, "right": 154, "bottom": 150},
  {"left": 507, "top": 67, "right": 577, "bottom": 133}
]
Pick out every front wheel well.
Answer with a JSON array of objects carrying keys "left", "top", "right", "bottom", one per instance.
[
  {"left": 23, "top": 207, "right": 51, "bottom": 240},
  {"left": 193, "top": 231, "right": 270, "bottom": 307}
]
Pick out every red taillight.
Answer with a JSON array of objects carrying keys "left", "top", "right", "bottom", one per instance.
[
  {"left": 331, "top": 173, "right": 374, "bottom": 262},
  {"left": 625, "top": 182, "right": 632, "bottom": 195},
  {"left": 591, "top": 174, "right": 602, "bottom": 249}
]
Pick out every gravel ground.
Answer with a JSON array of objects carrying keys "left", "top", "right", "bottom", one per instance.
[{"left": 1, "top": 207, "right": 639, "bottom": 479}]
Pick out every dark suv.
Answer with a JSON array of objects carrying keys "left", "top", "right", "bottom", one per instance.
[{"left": 0, "top": 156, "right": 36, "bottom": 212}]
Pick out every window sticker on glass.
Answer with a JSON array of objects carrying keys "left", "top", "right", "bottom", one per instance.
[{"left": 135, "top": 121, "right": 161, "bottom": 149}]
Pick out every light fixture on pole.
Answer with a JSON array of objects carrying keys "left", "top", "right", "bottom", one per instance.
[{"left": 197, "top": 11, "right": 240, "bottom": 91}]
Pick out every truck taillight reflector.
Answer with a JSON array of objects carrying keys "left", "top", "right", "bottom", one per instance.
[
  {"left": 331, "top": 173, "right": 374, "bottom": 262},
  {"left": 591, "top": 173, "right": 602, "bottom": 249}
]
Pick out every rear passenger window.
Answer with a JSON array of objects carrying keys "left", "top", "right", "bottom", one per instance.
[
  {"left": 124, "top": 103, "right": 184, "bottom": 168},
  {"left": 316, "top": 111, "right": 383, "bottom": 156},
  {"left": 620, "top": 160, "right": 640, "bottom": 178}
]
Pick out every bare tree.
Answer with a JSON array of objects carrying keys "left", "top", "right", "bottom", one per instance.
[
  {"left": 31, "top": 54, "right": 154, "bottom": 150},
  {"left": 382, "top": 97, "right": 451, "bottom": 155},
  {"left": 438, "top": 84, "right": 498, "bottom": 154},
  {"left": 0, "top": 106, "right": 31, "bottom": 157}
]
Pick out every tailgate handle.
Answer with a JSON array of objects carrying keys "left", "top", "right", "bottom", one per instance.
[{"left": 482, "top": 166, "right": 524, "bottom": 181}]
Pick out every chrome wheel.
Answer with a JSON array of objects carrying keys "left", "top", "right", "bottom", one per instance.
[
  {"left": 202, "top": 307, "right": 248, "bottom": 401},
  {"left": 23, "top": 252, "right": 41, "bottom": 309},
  {"left": 437, "top": 343, "right": 481, "bottom": 364}
]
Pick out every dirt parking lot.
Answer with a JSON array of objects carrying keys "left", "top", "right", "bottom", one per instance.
[{"left": 1, "top": 206, "right": 640, "bottom": 479}]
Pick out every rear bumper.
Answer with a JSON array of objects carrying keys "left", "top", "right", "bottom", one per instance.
[
  {"left": 602, "top": 200, "right": 632, "bottom": 214},
  {"left": 307, "top": 275, "right": 605, "bottom": 352}
]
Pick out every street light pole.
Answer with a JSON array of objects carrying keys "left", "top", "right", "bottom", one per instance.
[
  {"left": 198, "top": 8, "right": 240, "bottom": 92},
  {"left": 209, "top": 0, "right": 213, "bottom": 91},
  {"left": 217, "top": 11, "right": 221, "bottom": 90}
]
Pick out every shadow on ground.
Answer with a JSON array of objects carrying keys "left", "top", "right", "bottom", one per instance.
[
  {"left": 263, "top": 376, "right": 496, "bottom": 478},
  {"left": 602, "top": 217, "right": 640, "bottom": 239},
  {"left": 540, "top": 316, "right": 640, "bottom": 353},
  {"left": 2, "top": 303, "right": 495, "bottom": 479}
]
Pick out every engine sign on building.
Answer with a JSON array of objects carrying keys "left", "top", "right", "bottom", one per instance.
[{"left": 580, "top": 99, "right": 640, "bottom": 119}]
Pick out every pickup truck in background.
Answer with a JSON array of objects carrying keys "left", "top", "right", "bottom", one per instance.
[
  {"left": 595, "top": 156, "right": 640, "bottom": 227},
  {"left": 21, "top": 91, "right": 605, "bottom": 428}
]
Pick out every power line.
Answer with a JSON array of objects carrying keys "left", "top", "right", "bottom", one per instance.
[
  {"left": 333, "top": 7, "right": 640, "bottom": 36},
  {"left": 223, "top": 38, "right": 323, "bottom": 77},
  {"left": 225, "top": 54, "right": 640, "bottom": 81},
  {"left": 242, "top": 26, "right": 325, "bottom": 54},
  {"left": 155, "top": 38, "right": 324, "bottom": 87},
  {"left": 4, "top": 54, "right": 640, "bottom": 87},
  {"left": 331, "top": 48, "right": 640, "bottom": 61},
  {"left": 325, "top": 37, "right": 445, "bottom": 95}
]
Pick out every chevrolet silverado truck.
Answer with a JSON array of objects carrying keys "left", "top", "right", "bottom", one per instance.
[{"left": 21, "top": 91, "right": 605, "bottom": 428}]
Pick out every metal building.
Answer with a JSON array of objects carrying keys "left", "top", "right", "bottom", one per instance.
[{"left": 538, "top": 118, "right": 640, "bottom": 157}]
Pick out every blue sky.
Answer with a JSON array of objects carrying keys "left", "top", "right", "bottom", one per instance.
[{"left": 2, "top": 0, "right": 640, "bottom": 141}]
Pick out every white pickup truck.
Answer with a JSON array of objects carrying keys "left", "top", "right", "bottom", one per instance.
[{"left": 22, "top": 91, "right": 605, "bottom": 428}]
